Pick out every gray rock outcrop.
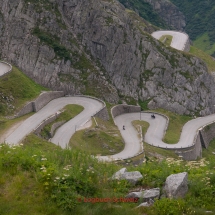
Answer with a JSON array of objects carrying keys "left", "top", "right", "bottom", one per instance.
[
  {"left": 0, "top": 0, "right": 215, "bottom": 116},
  {"left": 126, "top": 188, "right": 160, "bottom": 201},
  {"left": 112, "top": 168, "right": 143, "bottom": 185},
  {"left": 164, "top": 172, "right": 188, "bottom": 198},
  {"left": 121, "top": 171, "right": 143, "bottom": 185},
  {"left": 145, "top": 0, "right": 186, "bottom": 31}
]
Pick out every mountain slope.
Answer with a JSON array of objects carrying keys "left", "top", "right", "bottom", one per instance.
[
  {"left": 0, "top": 0, "right": 215, "bottom": 115},
  {"left": 118, "top": 0, "right": 186, "bottom": 31},
  {"left": 170, "top": 0, "right": 215, "bottom": 56}
]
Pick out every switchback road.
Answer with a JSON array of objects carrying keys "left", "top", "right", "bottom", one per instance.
[
  {"left": 5, "top": 97, "right": 103, "bottom": 147},
  {"left": 151, "top": 30, "right": 189, "bottom": 51}
]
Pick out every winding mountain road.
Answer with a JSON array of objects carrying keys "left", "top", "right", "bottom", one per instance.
[
  {"left": 151, "top": 30, "right": 189, "bottom": 51},
  {"left": 99, "top": 111, "right": 215, "bottom": 161},
  {"left": 5, "top": 97, "right": 103, "bottom": 147},
  {"left": 1, "top": 61, "right": 215, "bottom": 161}
]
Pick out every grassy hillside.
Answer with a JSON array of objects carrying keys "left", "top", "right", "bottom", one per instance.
[
  {"left": 193, "top": 33, "right": 215, "bottom": 56},
  {"left": 0, "top": 135, "right": 215, "bottom": 214},
  {"left": 170, "top": 0, "right": 215, "bottom": 56},
  {"left": 189, "top": 46, "right": 215, "bottom": 72},
  {"left": 0, "top": 66, "right": 47, "bottom": 116}
]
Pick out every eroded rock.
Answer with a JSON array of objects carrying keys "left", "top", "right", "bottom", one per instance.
[
  {"left": 112, "top": 168, "right": 143, "bottom": 185},
  {"left": 164, "top": 172, "right": 188, "bottom": 198},
  {"left": 126, "top": 188, "right": 160, "bottom": 202}
]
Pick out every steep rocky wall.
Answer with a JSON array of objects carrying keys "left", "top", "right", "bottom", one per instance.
[
  {"left": 111, "top": 105, "right": 141, "bottom": 118},
  {"left": 144, "top": 0, "right": 186, "bottom": 31},
  {"left": 0, "top": 0, "right": 215, "bottom": 116}
]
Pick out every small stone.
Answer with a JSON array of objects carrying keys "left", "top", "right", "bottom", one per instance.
[
  {"left": 136, "top": 202, "right": 150, "bottom": 208},
  {"left": 121, "top": 171, "right": 143, "bottom": 185}
]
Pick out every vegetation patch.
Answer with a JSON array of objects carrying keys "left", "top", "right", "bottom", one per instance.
[
  {"left": 159, "top": 35, "right": 173, "bottom": 47},
  {"left": 120, "top": 0, "right": 168, "bottom": 29},
  {"left": 32, "top": 27, "right": 72, "bottom": 62},
  {"left": 138, "top": 99, "right": 150, "bottom": 111},
  {"left": 132, "top": 120, "right": 149, "bottom": 137},
  {"left": 0, "top": 66, "right": 46, "bottom": 116},
  {"left": 1, "top": 133, "right": 214, "bottom": 214},
  {"left": 69, "top": 117, "right": 124, "bottom": 156}
]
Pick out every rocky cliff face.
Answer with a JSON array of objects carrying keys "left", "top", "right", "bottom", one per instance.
[
  {"left": 145, "top": 0, "right": 186, "bottom": 31},
  {"left": 0, "top": 0, "right": 215, "bottom": 116}
]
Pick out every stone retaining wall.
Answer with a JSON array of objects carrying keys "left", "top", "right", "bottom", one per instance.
[
  {"left": 50, "top": 121, "right": 66, "bottom": 137},
  {"left": 94, "top": 107, "right": 109, "bottom": 121},
  {"left": 111, "top": 104, "right": 141, "bottom": 118},
  {"left": 174, "top": 121, "right": 215, "bottom": 160},
  {"left": 175, "top": 133, "right": 202, "bottom": 160},
  {"left": 33, "top": 91, "right": 65, "bottom": 112},
  {"left": 16, "top": 102, "right": 34, "bottom": 117},
  {"left": 34, "top": 112, "right": 62, "bottom": 135},
  {"left": 16, "top": 91, "right": 65, "bottom": 117},
  {"left": 199, "top": 122, "right": 215, "bottom": 148}
]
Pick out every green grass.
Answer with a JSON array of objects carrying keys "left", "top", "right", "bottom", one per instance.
[
  {"left": 0, "top": 135, "right": 137, "bottom": 215},
  {"left": 0, "top": 132, "right": 214, "bottom": 214},
  {"left": 202, "top": 138, "right": 215, "bottom": 159},
  {"left": 0, "top": 66, "right": 47, "bottom": 116},
  {"left": 159, "top": 35, "right": 173, "bottom": 47},
  {"left": 193, "top": 33, "right": 215, "bottom": 56},
  {"left": 40, "top": 104, "right": 84, "bottom": 139},
  {"left": 69, "top": 117, "right": 124, "bottom": 156},
  {"left": 190, "top": 45, "right": 215, "bottom": 72},
  {"left": 153, "top": 109, "right": 193, "bottom": 144},
  {"left": 132, "top": 120, "right": 149, "bottom": 135}
]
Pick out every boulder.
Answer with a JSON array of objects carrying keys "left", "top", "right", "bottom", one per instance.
[
  {"left": 111, "top": 168, "right": 143, "bottom": 185},
  {"left": 126, "top": 188, "right": 160, "bottom": 202},
  {"left": 120, "top": 171, "right": 143, "bottom": 185},
  {"left": 164, "top": 172, "right": 188, "bottom": 198},
  {"left": 111, "top": 168, "right": 127, "bottom": 180}
]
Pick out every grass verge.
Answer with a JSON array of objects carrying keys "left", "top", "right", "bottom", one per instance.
[
  {"left": 159, "top": 35, "right": 173, "bottom": 47},
  {"left": 69, "top": 117, "right": 124, "bottom": 156}
]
